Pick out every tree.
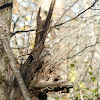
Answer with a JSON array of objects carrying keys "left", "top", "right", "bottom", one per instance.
[
  {"left": 0, "top": 1, "right": 13, "bottom": 99},
  {"left": 0, "top": 0, "right": 100, "bottom": 100},
  {"left": 0, "top": 0, "right": 72, "bottom": 100}
]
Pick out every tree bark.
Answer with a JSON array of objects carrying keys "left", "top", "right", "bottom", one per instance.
[{"left": 0, "top": 0, "right": 12, "bottom": 100}]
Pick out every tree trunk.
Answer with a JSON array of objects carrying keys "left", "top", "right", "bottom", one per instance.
[{"left": 0, "top": 0, "right": 13, "bottom": 100}]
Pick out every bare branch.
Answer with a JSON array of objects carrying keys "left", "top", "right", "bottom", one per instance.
[
  {"left": 55, "top": 0, "right": 99, "bottom": 27},
  {"left": 0, "top": 34, "right": 31, "bottom": 100},
  {"left": 10, "top": 29, "right": 36, "bottom": 37},
  {"left": 0, "top": 2, "right": 13, "bottom": 10},
  {"left": 54, "top": 0, "right": 79, "bottom": 26},
  {"left": 30, "top": 81, "right": 73, "bottom": 93},
  {"left": 67, "top": 39, "right": 99, "bottom": 59},
  {"left": 10, "top": 0, "right": 99, "bottom": 38}
]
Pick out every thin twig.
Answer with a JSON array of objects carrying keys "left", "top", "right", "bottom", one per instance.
[
  {"left": 67, "top": 39, "right": 99, "bottom": 59},
  {"left": 53, "top": 0, "right": 79, "bottom": 26},
  {"left": 11, "top": 0, "right": 98, "bottom": 38},
  {"left": 55, "top": 0, "right": 99, "bottom": 27},
  {"left": 10, "top": 0, "right": 99, "bottom": 38},
  {"left": 10, "top": 29, "right": 36, "bottom": 37}
]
